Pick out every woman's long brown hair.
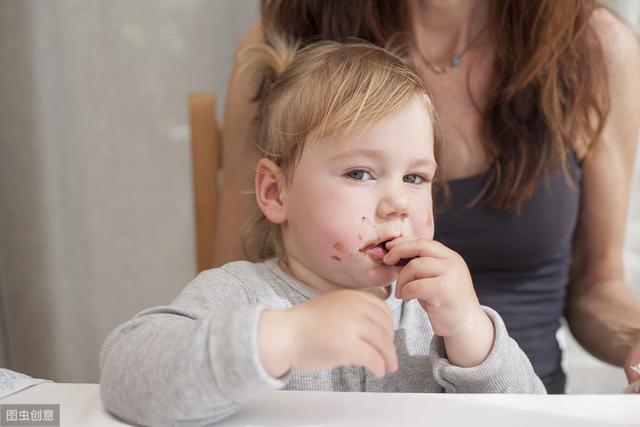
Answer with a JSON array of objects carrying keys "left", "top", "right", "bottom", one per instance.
[{"left": 261, "top": 0, "right": 610, "bottom": 211}]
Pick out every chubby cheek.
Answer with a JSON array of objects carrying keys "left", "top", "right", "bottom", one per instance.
[
  {"left": 422, "top": 210, "right": 435, "bottom": 239},
  {"left": 288, "top": 188, "right": 368, "bottom": 263},
  {"left": 317, "top": 214, "right": 369, "bottom": 263},
  {"left": 327, "top": 225, "right": 369, "bottom": 263},
  {"left": 410, "top": 197, "right": 435, "bottom": 240}
]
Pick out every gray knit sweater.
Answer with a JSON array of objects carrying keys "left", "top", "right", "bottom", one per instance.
[{"left": 100, "top": 259, "right": 546, "bottom": 426}]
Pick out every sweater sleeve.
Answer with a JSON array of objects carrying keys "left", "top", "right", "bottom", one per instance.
[
  {"left": 430, "top": 306, "right": 547, "bottom": 394},
  {"left": 99, "top": 269, "right": 289, "bottom": 426}
]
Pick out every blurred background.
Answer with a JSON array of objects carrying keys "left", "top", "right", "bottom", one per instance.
[{"left": 0, "top": 0, "right": 638, "bottom": 392}]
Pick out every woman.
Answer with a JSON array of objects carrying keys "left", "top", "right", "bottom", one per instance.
[{"left": 215, "top": 0, "right": 640, "bottom": 393}]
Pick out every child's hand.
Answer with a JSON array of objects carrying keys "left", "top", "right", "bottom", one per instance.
[
  {"left": 382, "top": 237, "right": 478, "bottom": 336},
  {"left": 258, "top": 290, "right": 397, "bottom": 379},
  {"left": 382, "top": 237, "right": 494, "bottom": 367}
]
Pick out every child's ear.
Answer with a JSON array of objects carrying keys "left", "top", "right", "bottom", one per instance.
[{"left": 255, "top": 158, "right": 287, "bottom": 224}]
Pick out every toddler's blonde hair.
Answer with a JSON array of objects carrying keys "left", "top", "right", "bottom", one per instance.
[{"left": 241, "top": 33, "right": 437, "bottom": 262}]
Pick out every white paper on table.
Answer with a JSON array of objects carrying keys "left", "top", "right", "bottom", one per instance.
[{"left": 0, "top": 369, "right": 51, "bottom": 400}]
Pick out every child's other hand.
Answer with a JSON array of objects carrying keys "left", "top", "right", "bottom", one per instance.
[
  {"left": 259, "top": 290, "right": 397, "bottom": 379},
  {"left": 382, "top": 237, "right": 494, "bottom": 367}
]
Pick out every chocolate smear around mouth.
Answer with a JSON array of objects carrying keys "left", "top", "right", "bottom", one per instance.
[{"left": 361, "top": 239, "right": 416, "bottom": 267}]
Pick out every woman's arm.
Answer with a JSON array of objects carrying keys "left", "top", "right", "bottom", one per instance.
[
  {"left": 567, "top": 9, "right": 640, "bottom": 384},
  {"left": 214, "top": 23, "right": 264, "bottom": 266}
]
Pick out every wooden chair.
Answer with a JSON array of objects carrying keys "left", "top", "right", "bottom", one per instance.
[{"left": 189, "top": 93, "right": 222, "bottom": 272}]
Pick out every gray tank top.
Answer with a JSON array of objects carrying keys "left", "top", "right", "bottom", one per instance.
[{"left": 434, "top": 154, "right": 581, "bottom": 394}]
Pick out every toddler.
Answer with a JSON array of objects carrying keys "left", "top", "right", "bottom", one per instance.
[{"left": 100, "top": 35, "right": 545, "bottom": 427}]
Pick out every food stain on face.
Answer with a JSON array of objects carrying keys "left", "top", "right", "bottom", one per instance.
[
  {"left": 331, "top": 255, "right": 342, "bottom": 262},
  {"left": 333, "top": 242, "right": 344, "bottom": 252}
]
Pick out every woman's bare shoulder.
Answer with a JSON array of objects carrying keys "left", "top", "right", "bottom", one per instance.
[
  {"left": 226, "top": 22, "right": 264, "bottom": 103},
  {"left": 224, "top": 22, "right": 264, "bottom": 124},
  {"left": 590, "top": 7, "right": 640, "bottom": 73},
  {"left": 589, "top": 8, "right": 640, "bottom": 152},
  {"left": 236, "top": 22, "right": 264, "bottom": 53}
]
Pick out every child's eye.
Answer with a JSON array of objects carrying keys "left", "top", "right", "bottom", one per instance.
[
  {"left": 403, "top": 174, "right": 427, "bottom": 184},
  {"left": 346, "top": 169, "right": 373, "bottom": 181}
]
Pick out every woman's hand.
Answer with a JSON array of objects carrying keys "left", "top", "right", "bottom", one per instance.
[
  {"left": 624, "top": 339, "right": 640, "bottom": 393},
  {"left": 258, "top": 290, "right": 398, "bottom": 379},
  {"left": 382, "top": 237, "right": 494, "bottom": 367}
]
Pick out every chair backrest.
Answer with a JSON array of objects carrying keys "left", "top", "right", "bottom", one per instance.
[{"left": 189, "top": 93, "right": 221, "bottom": 272}]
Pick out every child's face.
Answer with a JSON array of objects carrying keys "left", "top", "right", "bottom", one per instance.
[{"left": 281, "top": 96, "right": 436, "bottom": 292}]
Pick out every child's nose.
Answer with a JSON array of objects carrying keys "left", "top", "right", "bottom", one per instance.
[{"left": 376, "top": 189, "right": 409, "bottom": 220}]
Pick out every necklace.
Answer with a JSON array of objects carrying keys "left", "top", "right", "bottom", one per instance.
[{"left": 416, "top": 26, "right": 488, "bottom": 74}]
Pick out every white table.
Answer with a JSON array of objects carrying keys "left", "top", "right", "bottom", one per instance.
[{"left": 2, "top": 383, "right": 639, "bottom": 427}]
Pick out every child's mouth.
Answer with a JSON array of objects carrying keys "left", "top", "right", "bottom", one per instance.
[
  {"left": 360, "top": 237, "right": 416, "bottom": 266},
  {"left": 360, "top": 238, "right": 394, "bottom": 263}
]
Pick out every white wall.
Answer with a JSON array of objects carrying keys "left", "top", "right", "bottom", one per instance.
[{"left": 0, "top": 0, "right": 259, "bottom": 382}]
